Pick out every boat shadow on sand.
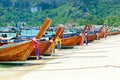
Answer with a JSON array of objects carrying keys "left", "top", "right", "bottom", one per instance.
[{"left": 0, "top": 56, "right": 61, "bottom": 68}]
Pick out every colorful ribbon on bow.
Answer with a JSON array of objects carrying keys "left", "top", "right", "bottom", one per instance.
[{"left": 30, "top": 38, "right": 40, "bottom": 60}]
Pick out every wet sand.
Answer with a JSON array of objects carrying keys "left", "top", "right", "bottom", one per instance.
[{"left": 0, "top": 35, "right": 120, "bottom": 80}]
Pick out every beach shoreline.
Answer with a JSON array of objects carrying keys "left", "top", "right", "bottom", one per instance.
[{"left": 0, "top": 35, "right": 120, "bottom": 80}]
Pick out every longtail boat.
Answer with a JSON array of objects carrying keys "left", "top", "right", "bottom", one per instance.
[
  {"left": 0, "top": 37, "right": 13, "bottom": 46},
  {"left": 96, "top": 26, "right": 103, "bottom": 40},
  {"left": 62, "top": 36, "right": 80, "bottom": 46},
  {"left": 86, "top": 25, "right": 95, "bottom": 42},
  {"left": 118, "top": 28, "right": 120, "bottom": 34},
  {"left": 79, "top": 25, "right": 104, "bottom": 43},
  {"left": 0, "top": 18, "right": 51, "bottom": 61},
  {"left": 30, "top": 26, "right": 65, "bottom": 56},
  {"left": 87, "top": 25, "right": 112, "bottom": 42},
  {"left": 88, "top": 34, "right": 97, "bottom": 42},
  {"left": 111, "top": 27, "right": 120, "bottom": 35},
  {"left": 99, "top": 26, "right": 109, "bottom": 38},
  {"left": 61, "top": 25, "right": 88, "bottom": 46},
  {"left": 87, "top": 26, "right": 103, "bottom": 42},
  {"left": 107, "top": 27, "right": 114, "bottom": 36}
]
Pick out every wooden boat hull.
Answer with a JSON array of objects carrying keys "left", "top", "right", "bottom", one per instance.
[
  {"left": 111, "top": 31, "right": 120, "bottom": 35},
  {"left": 88, "top": 34, "right": 97, "bottom": 42},
  {"left": 30, "top": 40, "right": 53, "bottom": 56},
  {"left": 118, "top": 31, "right": 120, "bottom": 34},
  {"left": 99, "top": 32, "right": 104, "bottom": 38},
  {"left": 62, "top": 36, "right": 80, "bottom": 46},
  {"left": 0, "top": 41, "right": 33, "bottom": 61}
]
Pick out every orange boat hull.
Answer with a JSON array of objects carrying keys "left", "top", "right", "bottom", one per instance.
[
  {"left": 0, "top": 41, "right": 33, "bottom": 61},
  {"left": 62, "top": 36, "right": 81, "bottom": 46},
  {"left": 111, "top": 31, "right": 120, "bottom": 35},
  {"left": 30, "top": 40, "right": 53, "bottom": 56},
  {"left": 99, "top": 32, "right": 104, "bottom": 38},
  {"left": 88, "top": 34, "right": 97, "bottom": 42}
]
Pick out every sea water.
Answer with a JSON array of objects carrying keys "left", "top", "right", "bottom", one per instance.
[{"left": 0, "top": 29, "right": 39, "bottom": 37}]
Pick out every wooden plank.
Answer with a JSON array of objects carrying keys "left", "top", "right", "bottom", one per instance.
[
  {"left": 53, "top": 27, "right": 65, "bottom": 41},
  {"left": 98, "top": 26, "right": 103, "bottom": 33},
  {"left": 82, "top": 24, "right": 88, "bottom": 34},
  {"left": 36, "top": 18, "right": 51, "bottom": 39}
]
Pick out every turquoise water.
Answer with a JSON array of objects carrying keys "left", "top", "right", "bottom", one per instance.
[
  {"left": 21, "top": 30, "right": 39, "bottom": 36},
  {"left": 0, "top": 29, "right": 54, "bottom": 37},
  {"left": 0, "top": 29, "right": 39, "bottom": 37}
]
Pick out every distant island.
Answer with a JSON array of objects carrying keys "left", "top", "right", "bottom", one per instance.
[{"left": 0, "top": 0, "right": 120, "bottom": 27}]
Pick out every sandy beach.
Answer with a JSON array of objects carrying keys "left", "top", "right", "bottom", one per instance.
[{"left": 0, "top": 35, "right": 120, "bottom": 80}]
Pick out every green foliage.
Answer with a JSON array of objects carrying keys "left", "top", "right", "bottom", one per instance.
[{"left": 0, "top": 0, "right": 120, "bottom": 27}]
